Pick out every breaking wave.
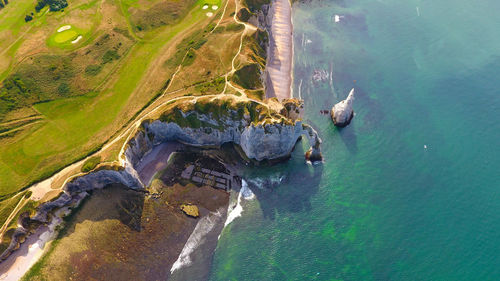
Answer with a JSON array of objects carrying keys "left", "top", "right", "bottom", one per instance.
[{"left": 170, "top": 209, "right": 223, "bottom": 273}]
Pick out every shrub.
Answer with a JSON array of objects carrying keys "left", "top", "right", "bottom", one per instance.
[
  {"left": 181, "top": 49, "right": 196, "bottom": 67},
  {"left": 102, "top": 50, "right": 120, "bottom": 64},
  {"left": 231, "top": 63, "right": 262, "bottom": 89},
  {"left": 81, "top": 156, "right": 101, "bottom": 172},
  {"left": 35, "top": 0, "right": 67, "bottom": 12},
  {"left": 57, "top": 83, "right": 70, "bottom": 95},
  {"left": 85, "top": 64, "right": 102, "bottom": 76},
  {"left": 225, "top": 23, "right": 244, "bottom": 32}
]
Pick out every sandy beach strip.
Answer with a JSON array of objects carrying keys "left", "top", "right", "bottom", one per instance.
[{"left": 265, "top": 0, "right": 293, "bottom": 100}]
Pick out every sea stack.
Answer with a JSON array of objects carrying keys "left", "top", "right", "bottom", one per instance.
[{"left": 331, "top": 88, "right": 355, "bottom": 127}]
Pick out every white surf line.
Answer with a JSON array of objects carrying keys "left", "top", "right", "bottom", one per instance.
[
  {"left": 298, "top": 78, "right": 303, "bottom": 100},
  {"left": 170, "top": 209, "right": 224, "bottom": 273},
  {"left": 416, "top": 6, "right": 420, "bottom": 17},
  {"left": 224, "top": 179, "right": 254, "bottom": 228},
  {"left": 224, "top": 189, "right": 243, "bottom": 228},
  {"left": 2, "top": 2, "right": 275, "bottom": 274},
  {"left": 329, "top": 62, "right": 334, "bottom": 92}
]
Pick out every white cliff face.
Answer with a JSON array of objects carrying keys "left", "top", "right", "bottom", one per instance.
[
  {"left": 126, "top": 112, "right": 319, "bottom": 163},
  {"left": 1, "top": 106, "right": 323, "bottom": 262},
  {"left": 331, "top": 88, "right": 355, "bottom": 127},
  {"left": 240, "top": 122, "right": 304, "bottom": 161}
]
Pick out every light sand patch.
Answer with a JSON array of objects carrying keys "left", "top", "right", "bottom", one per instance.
[
  {"left": 71, "top": 35, "right": 83, "bottom": 44},
  {"left": 265, "top": 0, "right": 293, "bottom": 100},
  {"left": 212, "top": 5, "right": 218, "bottom": 10},
  {"left": 202, "top": 4, "right": 208, "bottom": 9},
  {"left": 57, "top": 25, "right": 71, "bottom": 32},
  {"left": 206, "top": 12, "right": 213, "bottom": 17}
]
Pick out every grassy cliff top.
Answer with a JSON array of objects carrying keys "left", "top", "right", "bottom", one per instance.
[{"left": 155, "top": 95, "right": 295, "bottom": 129}]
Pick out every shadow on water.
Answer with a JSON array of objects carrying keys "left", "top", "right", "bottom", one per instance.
[
  {"left": 337, "top": 123, "right": 358, "bottom": 154},
  {"left": 245, "top": 143, "right": 323, "bottom": 220}
]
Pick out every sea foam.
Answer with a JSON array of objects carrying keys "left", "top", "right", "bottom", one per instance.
[
  {"left": 170, "top": 209, "right": 223, "bottom": 273},
  {"left": 224, "top": 180, "right": 254, "bottom": 228}
]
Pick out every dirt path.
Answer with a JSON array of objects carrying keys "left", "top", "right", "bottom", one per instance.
[
  {"left": 0, "top": 196, "right": 27, "bottom": 242},
  {"left": 0, "top": 1, "right": 282, "bottom": 277}
]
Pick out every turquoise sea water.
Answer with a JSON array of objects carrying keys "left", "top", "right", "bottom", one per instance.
[{"left": 209, "top": 0, "right": 500, "bottom": 280}]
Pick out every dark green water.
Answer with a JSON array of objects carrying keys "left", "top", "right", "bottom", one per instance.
[{"left": 209, "top": 0, "right": 500, "bottom": 280}]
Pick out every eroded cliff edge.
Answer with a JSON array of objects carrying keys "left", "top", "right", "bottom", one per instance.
[{"left": 0, "top": 0, "right": 324, "bottom": 265}]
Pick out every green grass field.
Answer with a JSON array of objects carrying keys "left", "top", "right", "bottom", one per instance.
[
  {"left": 0, "top": 0, "right": 278, "bottom": 276},
  {"left": 53, "top": 30, "right": 78, "bottom": 43},
  {"left": 0, "top": 0, "right": 224, "bottom": 196}
]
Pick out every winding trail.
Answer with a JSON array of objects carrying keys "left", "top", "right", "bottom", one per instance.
[{"left": 0, "top": 0, "right": 286, "bottom": 277}]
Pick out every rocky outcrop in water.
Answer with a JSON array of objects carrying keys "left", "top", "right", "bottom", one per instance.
[
  {"left": 303, "top": 124, "right": 323, "bottom": 162},
  {"left": 331, "top": 88, "right": 355, "bottom": 127},
  {"left": 312, "top": 69, "right": 330, "bottom": 83}
]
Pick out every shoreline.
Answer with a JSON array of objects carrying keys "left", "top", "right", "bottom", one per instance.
[
  {"left": 5, "top": 144, "right": 239, "bottom": 280},
  {"left": 0, "top": 0, "right": 305, "bottom": 278},
  {"left": 265, "top": 0, "right": 294, "bottom": 100}
]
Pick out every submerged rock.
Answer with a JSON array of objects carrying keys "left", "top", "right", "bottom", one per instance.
[
  {"left": 331, "top": 88, "right": 355, "bottom": 127},
  {"left": 312, "top": 69, "right": 329, "bottom": 83}
]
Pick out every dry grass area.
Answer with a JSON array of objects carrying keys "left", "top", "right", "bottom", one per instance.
[
  {"left": 0, "top": 0, "right": 279, "bottom": 273},
  {"left": 24, "top": 182, "right": 228, "bottom": 281},
  {"left": 129, "top": 0, "right": 197, "bottom": 33}
]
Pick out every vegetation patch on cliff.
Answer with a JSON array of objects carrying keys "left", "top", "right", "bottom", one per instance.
[
  {"left": 156, "top": 96, "right": 294, "bottom": 132},
  {"left": 81, "top": 156, "right": 101, "bottom": 173},
  {"left": 231, "top": 63, "right": 262, "bottom": 89},
  {"left": 241, "top": 0, "right": 270, "bottom": 12}
]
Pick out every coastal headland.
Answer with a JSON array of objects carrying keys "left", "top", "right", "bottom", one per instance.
[{"left": 0, "top": 0, "right": 320, "bottom": 279}]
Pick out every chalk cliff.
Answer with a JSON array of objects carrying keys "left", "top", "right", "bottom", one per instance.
[
  {"left": 331, "top": 88, "right": 355, "bottom": 127},
  {"left": 126, "top": 101, "right": 321, "bottom": 164}
]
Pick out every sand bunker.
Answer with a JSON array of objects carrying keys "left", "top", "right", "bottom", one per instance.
[
  {"left": 57, "top": 25, "right": 71, "bottom": 32},
  {"left": 206, "top": 12, "right": 213, "bottom": 17},
  {"left": 71, "top": 35, "right": 83, "bottom": 44},
  {"left": 202, "top": 4, "right": 208, "bottom": 9},
  {"left": 212, "top": 5, "right": 218, "bottom": 10}
]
